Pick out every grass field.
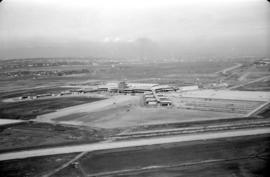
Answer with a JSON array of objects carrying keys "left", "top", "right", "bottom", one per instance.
[
  {"left": 118, "top": 158, "right": 268, "bottom": 177},
  {"left": 0, "top": 97, "right": 104, "bottom": 120},
  {"left": 0, "top": 153, "right": 79, "bottom": 177},
  {"left": 119, "top": 116, "right": 268, "bottom": 134},
  {"left": 0, "top": 122, "right": 107, "bottom": 152},
  {"left": 1, "top": 133, "right": 269, "bottom": 177},
  {"left": 51, "top": 134, "right": 270, "bottom": 177},
  {"left": 257, "top": 105, "right": 270, "bottom": 118},
  {"left": 237, "top": 77, "right": 270, "bottom": 91}
]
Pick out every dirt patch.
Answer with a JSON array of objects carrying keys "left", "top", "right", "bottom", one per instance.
[
  {"left": 53, "top": 105, "right": 243, "bottom": 129},
  {"left": 36, "top": 95, "right": 140, "bottom": 123}
]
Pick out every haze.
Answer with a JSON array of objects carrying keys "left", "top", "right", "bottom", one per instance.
[{"left": 0, "top": 0, "right": 269, "bottom": 60}]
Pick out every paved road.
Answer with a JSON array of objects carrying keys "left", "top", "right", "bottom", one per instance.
[
  {"left": 218, "top": 63, "right": 242, "bottom": 75},
  {"left": 0, "top": 119, "right": 25, "bottom": 126},
  {"left": 0, "top": 128, "right": 270, "bottom": 161}
]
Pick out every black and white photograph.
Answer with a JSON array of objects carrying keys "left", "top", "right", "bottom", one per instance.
[{"left": 0, "top": 0, "right": 270, "bottom": 176}]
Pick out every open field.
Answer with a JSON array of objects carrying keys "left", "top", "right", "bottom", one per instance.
[
  {"left": 0, "top": 75, "right": 86, "bottom": 92},
  {"left": 259, "top": 109, "right": 270, "bottom": 118},
  {"left": 0, "top": 86, "right": 73, "bottom": 99},
  {"left": 0, "top": 59, "right": 268, "bottom": 93},
  {"left": 77, "top": 107, "right": 242, "bottom": 128},
  {"left": 254, "top": 103, "right": 270, "bottom": 118},
  {"left": 236, "top": 76, "right": 270, "bottom": 91},
  {"left": 0, "top": 122, "right": 108, "bottom": 152},
  {"left": 0, "top": 153, "right": 79, "bottom": 177},
  {"left": 41, "top": 105, "right": 242, "bottom": 128},
  {"left": 221, "top": 62, "right": 270, "bottom": 87},
  {"left": 52, "top": 134, "right": 270, "bottom": 177},
  {"left": 34, "top": 94, "right": 250, "bottom": 129},
  {"left": 116, "top": 117, "right": 270, "bottom": 137},
  {"left": 2, "top": 134, "right": 268, "bottom": 177},
  {"left": 0, "top": 96, "right": 104, "bottom": 120},
  {"left": 0, "top": 60, "right": 235, "bottom": 92},
  {"left": 113, "top": 158, "right": 268, "bottom": 177}
]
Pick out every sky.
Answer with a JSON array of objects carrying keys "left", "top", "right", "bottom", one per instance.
[{"left": 0, "top": 0, "right": 269, "bottom": 59}]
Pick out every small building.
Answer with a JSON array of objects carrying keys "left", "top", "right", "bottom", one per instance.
[
  {"left": 36, "top": 93, "right": 52, "bottom": 98},
  {"left": 97, "top": 87, "right": 108, "bottom": 92},
  {"left": 210, "top": 82, "right": 229, "bottom": 89},
  {"left": 145, "top": 97, "right": 156, "bottom": 101},
  {"left": 148, "top": 101, "right": 158, "bottom": 105},
  {"left": 254, "top": 58, "right": 270, "bottom": 66},
  {"left": 145, "top": 98, "right": 157, "bottom": 104},
  {"left": 178, "top": 85, "right": 199, "bottom": 92},
  {"left": 128, "top": 83, "right": 158, "bottom": 93},
  {"left": 160, "top": 100, "right": 172, "bottom": 106},
  {"left": 19, "top": 96, "right": 28, "bottom": 100},
  {"left": 109, "top": 88, "right": 119, "bottom": 93},
  {"left": 59, "top": 91, "right": 71, "bottom": 96},
  {"left": 122, "top": 89, "right": 134, "bottom": 94},
  {"left": 118, "top": 81, "right": 128, "bottom": 92},
  {"left": 133, "top": 88, "right": 152, "bottom": 93},
  {"left": 98, "top": 82, "right": 119, "bottom": 92},
  {"left": 144, "top": 91, "right": 153, "bottom": 95},
  {"left": 83, "top": 87, "right": 99, "bottom": 93},
  {"left": 72, "top": 89, "right": 84, "bottom": 94},
  {"left": 159, "top": 97, "right": 169, "bottom": 101},
  {"left": 152, "top": 85, "right": 175, "bottom": 92}
]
